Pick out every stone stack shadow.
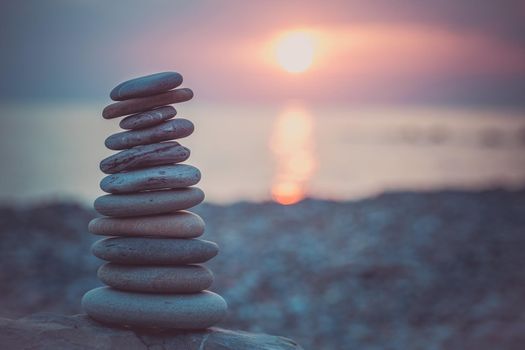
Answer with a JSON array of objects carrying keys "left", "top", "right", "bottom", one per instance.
[{"left": 82, "top": 72, "right": 227, "bottom": 329}]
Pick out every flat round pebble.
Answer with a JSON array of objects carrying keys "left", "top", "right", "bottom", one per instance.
[
  {"left": 94, "top": 188, "right": 204, "bottom": 217},
  {"left": 100, "top": 164, "right": 201, "bottom": 194},
  {"left": 105, "top": 119, "right": 194, "bottom": 150},
  {"left": 88, "top": 211, "right": 205, "bottom": 238},
  {"left": 119, "top": 106, "right": 176, "bottom": 130},
  {"left": 103, "top": 89, "right": 193, "bottom": 119},
  {"left": 91, "top": 237, "right": 219, "bottom": 265},
  {"left": 110, "top": 72, "right": 183, "bottom": 101},
  {"left": 100, "top": 142, "right": 190, "bottom": 174},
  {"left": 98, "top": 263, "right": 213, "bottom": 293},
  {"left": 82, "top": 287, "right": 227, "bottom": 329}
]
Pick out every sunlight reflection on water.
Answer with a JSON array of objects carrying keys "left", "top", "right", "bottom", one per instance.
[{"left": 270, "top": 103, "right": 317, "bottom": 204}]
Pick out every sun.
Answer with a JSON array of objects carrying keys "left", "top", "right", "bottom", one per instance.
[{"left": 275, "top": 31, "right": 315, "bottom": 73}]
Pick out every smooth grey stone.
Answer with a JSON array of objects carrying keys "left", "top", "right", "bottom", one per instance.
[
  {"left": 98, "top": 263, "right": 213, "bottom": 293},
  {"left": 82, "top": 287, "right": 227, "bottom": 329},
  {"left": 88, "top": 211, "right": 205, "bottom": 238},
  {"left": 119, "top": 106, "right": 176, "bottom": 130},
  {"left": 100, "top": 142, "right": 190, "bottom": 174},
  {"left": 105, "top": 119, "right": 194, "bottom": 150},
  {"left": 110, "top": 72, "right": 183, "bottom": 101},
  {"left": 100, "top": 164, "right": 201, "bottom": 193},
  {"left": 94, "top": 188, "right": 204, "bottom": 217},
  {"left": 91, "top": 237, "right": 219, "bottom": 265},
  {"left": 103, "top": 89, "right": 193, "bottom": 119}
]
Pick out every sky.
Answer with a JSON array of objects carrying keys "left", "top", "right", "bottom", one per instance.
[{"left": 1, "top": 0, "right": 525, "bottom": 106}]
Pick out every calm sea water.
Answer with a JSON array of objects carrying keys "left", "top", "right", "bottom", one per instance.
[{"left": 1, "top": 102, "right": 524, "bottom": 204}]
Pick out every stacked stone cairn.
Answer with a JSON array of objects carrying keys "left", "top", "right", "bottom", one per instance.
[{"left": 82, "top": 72, "right": 227, "bottom": 329}]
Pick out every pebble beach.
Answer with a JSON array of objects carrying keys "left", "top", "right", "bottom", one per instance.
[{"left": 1, "top": 188, "right": 524, "bottom": 349}]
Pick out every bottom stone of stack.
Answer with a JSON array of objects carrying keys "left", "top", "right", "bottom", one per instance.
[{"left": 82, "top": 287, "right": 227, "bottom": 329}]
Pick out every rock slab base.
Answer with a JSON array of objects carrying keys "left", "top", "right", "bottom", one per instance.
[{"left": 0, "top": 313, "right": 302, "bottom": 350}]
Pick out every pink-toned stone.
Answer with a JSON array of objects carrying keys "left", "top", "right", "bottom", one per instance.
[
  {"left": 82, "top": 288, "right": 227, "bottom": 329},
  {"left": 119, "top": 106, "right": 176, "bottom": 130},
  {"left": 98, "top": 263, "right": 213, "bottom": 293},
  {"left": 88, "top": 211, "right": 205, "bottom": 238},
  {"left": 94, "top": 188, "right": 205, "bottom": 217},
  {"left": 99, "top": 142, "right": 190, "bottom": 174},
  {"left": 91, "top": 237, "right": 218, "bottom": 265},
  {"left": 103, "top": 89, "right": 193, "bottom": 119},
  {"left": 110, "top": 72, "right": 183, "bottom": 101},
  {"left": 100, "top": 164, "right": 201, "bottom": 194},
  {"left": 105, "top": 119, "right": 194, "bottom": 150}
]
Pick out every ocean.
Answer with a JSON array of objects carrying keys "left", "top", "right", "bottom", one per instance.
[{"left": 1, "top": 101, "right": 524, "bottom": 204}]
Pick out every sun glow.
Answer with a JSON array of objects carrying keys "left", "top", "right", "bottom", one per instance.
[{"left": 275, "top": 31, "right": 315, "bottom": 73}]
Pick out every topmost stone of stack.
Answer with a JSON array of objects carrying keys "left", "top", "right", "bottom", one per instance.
[{"left": 110, "top": 72, "right": 183, "bottom": 101}]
